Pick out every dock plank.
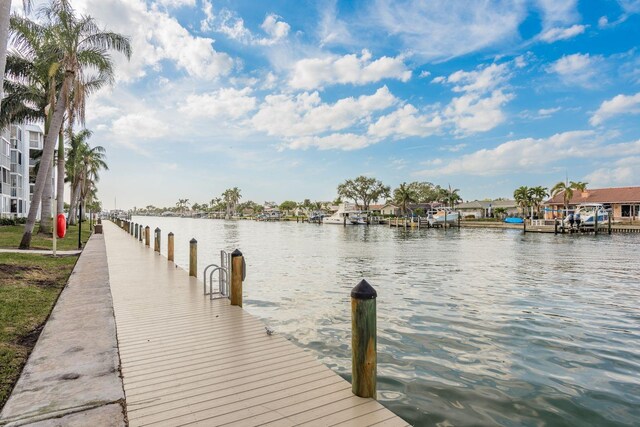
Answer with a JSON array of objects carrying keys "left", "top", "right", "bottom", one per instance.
[{"left": 103, "top": 221, "right": 405, "bottom": 427}]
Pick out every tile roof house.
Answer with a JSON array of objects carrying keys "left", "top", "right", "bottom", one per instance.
[{"left": 544, "top": 186, "right": 640, "bottom": 220}]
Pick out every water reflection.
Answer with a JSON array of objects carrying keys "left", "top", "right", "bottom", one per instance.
[{"left": 132, "top": 217, "right": 640, "bottom": 426}]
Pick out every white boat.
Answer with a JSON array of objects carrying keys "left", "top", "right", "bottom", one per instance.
[
  {"left": 427, "top": 208, "right": 459, "bottom": 226},
  {"left": 564, "top": 203, "right": 608, "bottom": 227},
  {"left": 323, "top": 203, "right": 366, "bottom": 225}
]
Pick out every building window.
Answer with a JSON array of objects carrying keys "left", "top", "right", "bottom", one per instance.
[
  {"left": 621, "top": 204, "right": 640, "bottom": 217},
  {"left": 29, "top": 132, "right": 40, "bottom": 148}
]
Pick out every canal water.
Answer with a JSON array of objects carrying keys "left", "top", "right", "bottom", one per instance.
[{"left": 132, "top": 216, "right": 640, "bottom": 426}]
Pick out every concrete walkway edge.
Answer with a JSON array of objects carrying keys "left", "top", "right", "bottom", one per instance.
[{"left": 0, "top": 234, "right": 125, "bottom": 427}]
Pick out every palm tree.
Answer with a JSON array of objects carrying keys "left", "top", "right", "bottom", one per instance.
[
  {"left": 439, "top": 185, "right": 461, "bottom": 209},
  {"left": 19, "top": 0, "right": 131, "bottom": 249},
  {"left": 0, "top": 1, "right": 31, "bottom": 119},
  {"left": 67, "top": 130, "right": 107, "bottom": 224},
  {"left": 529, "top": 186, "right": 548, "bottom": 219},
  {"left": 222, "top": 187, "right": 242, "bottom": 219},
  {"left": 393, "top": 182, "right": 417, "bottom": 216},
  {"left": 550, "top": 182, "right": 573, "bottom": 217},
  {"left": 570, "top": 181, "right": 588, "bottom": 193},
  {"left": 513, "top": 186, "right": 531, "bottom": 217}
]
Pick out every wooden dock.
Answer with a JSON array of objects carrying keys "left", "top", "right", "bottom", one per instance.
[{"left": 103, "top": 221, "right": 407, "bottom": 427}]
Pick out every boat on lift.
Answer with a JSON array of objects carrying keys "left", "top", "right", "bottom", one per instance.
[
  {"left": 427, "top": 207, "right": 459, "bottom": 226},
  {"left": 323, "top": 203, "right": 366, "bottom": 225},
  {"left": 564, "top": 203, "right": 608, "bottom": 227}
]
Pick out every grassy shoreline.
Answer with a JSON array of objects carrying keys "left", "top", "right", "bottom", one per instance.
[
  {"left": 0, "top": 223, "right": 92, "bottom": 251},
  {"left": 0, "top": 223, "right": 88, "bottom": 408}
]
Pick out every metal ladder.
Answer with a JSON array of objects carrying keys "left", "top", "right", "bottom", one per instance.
[{"left": 203, "top": 250, "right": 232, "bottom": 300}]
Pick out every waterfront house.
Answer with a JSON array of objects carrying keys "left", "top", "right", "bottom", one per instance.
[
  {"left": 543, "top": 186, "right": 640, "bottom": 220},
  {"left": 456, "top": 199, "right": 519, "bottom": 219}
]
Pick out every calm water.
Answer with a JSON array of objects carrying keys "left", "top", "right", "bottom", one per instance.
[{"left": 133, "top": 216, "right": 640, "bottom": 426}]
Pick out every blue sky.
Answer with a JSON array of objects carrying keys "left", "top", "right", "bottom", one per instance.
[{"left": 40, "top": 0, "right": 640, "bottom": 209}]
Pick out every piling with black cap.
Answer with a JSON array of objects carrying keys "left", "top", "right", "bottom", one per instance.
[
  {"left": 189, "top": 238, "right": 197, "bottom": 277},
  {"left": 134, "top": 223, "right": 138, "bottom": 239},
  {"left": 231, "top": 249, "right": 244, "bottom": 307},
  {"left": 351, "top": 279, "right": 377, "bottom": 398},
  {"left": 168, "top": 232, "right": 174, "bottom": 262},
  {"left": 145, "top": 226, "right": 150, "bottom": 247},
  {"left": 154, "top": 227, "right": 161, "bottom": 252}
]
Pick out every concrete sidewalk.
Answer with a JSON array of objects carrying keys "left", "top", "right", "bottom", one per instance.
[{"left": 0, "top": 234, "right": 125, "bottom": 427}]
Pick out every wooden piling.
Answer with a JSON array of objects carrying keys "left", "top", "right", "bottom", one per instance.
[
  {"left": 230, "top": 249, "right": 244, "bottom": 307},
  {"left": 145, "top": 226, "right": 150, "bottom": 247},
  {"left": 154, "top": 227, "right": 161, "bottom": 252},
  {"left": 351, "top": 279, "right": 377, "bottom": 399},
  {"left": 134, "top": 224, "right": 138, "bottom": 239},
  {"left": 189, "top": 238, "right": 197, "bottom": 277},
  {"left": 594, "top": 211, "right": 599, "bottom": 235},
  {"left": 523, "top": 218, "right": 527, "bottom": 233},
  {"left": 608, "top": 214, "right": 612, "bottom": 235},
  {"left": 139, "top": 225, "right": 143, "bottom": 242},
  {"left": 554, "top": 219, "right": 558, "bottom": 235},
  {"left": 458, "top": 212, "right": 461, "bottom": 229},
  {"left": 168, "top": 233, "right": 174, "bottom": 262}
]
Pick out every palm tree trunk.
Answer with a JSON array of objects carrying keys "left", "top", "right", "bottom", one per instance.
[
  {"left": 0, "top": 0, "right": 11, "bottom": 117},
  {"left": 56, "top": 128, "right": 65, "bottom": 215},
  {"left": 38, "top": 161, "right": 53, "bottom": 235},
  {"left": 20, "top": 75, "right": 71, "bottom": 249},
  {"left": 68, "top": 183, "right": 79, "bottom": 225}
]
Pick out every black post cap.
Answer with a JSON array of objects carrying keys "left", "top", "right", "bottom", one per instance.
[
  {"left": 351, "top": 279, "right": 377, "bottom": 300},
  {"left": 155, "top": 227, "right": 160, "bottom": 232},
  {"left": 231, "top": 249, "right": 243, "bottom": 257},
  {"left": 190, "top": 238, "right": 197, "bottom": 244},
  {"left": 168, "top": 232, "right": 174, "bottom": 236}
]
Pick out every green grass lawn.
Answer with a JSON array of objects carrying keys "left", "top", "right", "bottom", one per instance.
[
  {"left": 0, "top": 223, "right": 92, "bottom": 250},
  {"left": 0, "top": 253, "right": 78, "bottom": 408}
]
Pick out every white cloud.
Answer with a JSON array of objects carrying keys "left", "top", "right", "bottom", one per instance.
[
  {"left": 112, "top": 112, "right": 170, "bottom": 139},
  {"left": 535, "top": 0, "right": 580, "bottom": 26},
  {"left": 251, "top": 86, "right": 397, "bottom": 138},
  {"left": 548, "top": 53, "right": 603, "bottom": 88},
  {"left": 179, "top": 87, "right": 257, "bottom": 119},
  {"left": 445, "top": 90, "right": 513, "bottom": 134},
  {"left": 539, "top": 24, "right": 586, "bottom": 42},
  {"left": 370, "top": 0, "right": 526, "bottom": 61},
  {"left": 440, "top": 143, "right": 467, "bottom": 152},
  {"left": 156, "top": 0, "right": 195, "bottom": 8},
  {"left": 285, "top": 133, "right": 374, "bottom": 151},
  {"left": 201, "top": 7, "right": 290, "bottom": 46},
  {"left": 258, "top": 14, "right": 290, "bottom": 45},
  {"left": 317, "top": 1, "right": 353, "bottom": 46},
  {"left": 538, "top": 107, "right": 561, "bottom": 117},
  {"left": 416, "top": 131, "right": 640, "bottom": 176},
  {"left": 431, "top": 76, "right": 446, "bottom": 84},
  {"left": 289, "top": 50, "right": 411, "bottom": 90},
  {"left": 617, "top": 0, "right": 640, "bottom": 13},
  {"left": 585, "top": 156, "right": 640, "bottom": 187},
  {"left": 419, "top": 71, "right": 431, "bottom": 78},
  {"left": 590, "top": 92, "right": 640, "bottom": 125},
  {"left": 73, "top": 0, "right": 233, "bottom": 82},
  {"left": 446, "top": 63, "right": 510, "bottom": 93},
  {"left": 368, "top": 104, "right": 443, "bottom": 139}
]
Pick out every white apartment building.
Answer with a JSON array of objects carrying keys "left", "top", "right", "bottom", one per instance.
[{"left": 0, "top": 123, "right": 46, "bottom": 219}]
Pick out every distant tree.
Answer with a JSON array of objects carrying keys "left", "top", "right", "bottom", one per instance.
[
  {"left": 222, "top": 187, "right": 242, "bottom": 218},
  {"left": 439, "top": 185, "right": 462, "bottom": 208},
  {"left": 550, "top": 182, "right": 573, "bottom": 216},
  {"left": 279, "top": 200, "right": 298, "bottom": 215},
  {"left": 570, "top": 181, "right": 588, "bottom": 192},
  {"left": 529, "top": 186, "right": 548, "bottom": 218},
  {"left": 493, "top": 207, "right": 507, "bottom": 219},
  {"left": 407, "top": 181, "right": 442, "bottom": 203},
  {"left": 337, "top": 176, "right": 390, "bottom": 212},
  {"left": 393, "top": 182, "right": 417, "bottom": 216},
  {"left": 513, "top": 186, "right": 531, "bottom": 217}
]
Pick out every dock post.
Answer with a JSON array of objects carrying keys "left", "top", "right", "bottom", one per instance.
[
  {"left": 608, "top": 214, "right": 612, "bottom": 235},
  {"left": 458, "top": 212, "right": 461, "bottom": 229},
  {"left": 168, "top": 232, "right": 174, "bottom": 262},
  {"left": 189, "top": 239, "right": 197, "bottom": 277},
  {"left": 145, "top": 226, "right": 150, "bottom": 247},
  {"left": 130, "top": 222, "right": 133, "bottom": 235},
  {"left": 139, "top": 225, "right": 143, "bottom": 242},
  {"left": 595, "top": 211, "right": 599, "bottom": 236},
  {"left": 154, "top": 227, "right": 161, "bottom": 253},
  {"left": 231, "top": 249, "right": 244, "bottom": 307},
  {"left": 417, "top": 216, "right": 420, "bottom": 229},
  {"left": 554, "top": 219, "right": 558, "bottom": 235},
  {"left": 343, "top": 216, "right": 346, "bottom": 227},
  {"left": 351, "top": 279, "right": 377, "bottom": 398},
  {"left": 523, "top": 218, "right": 527, "bottom": 234}
]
